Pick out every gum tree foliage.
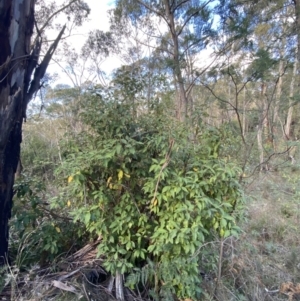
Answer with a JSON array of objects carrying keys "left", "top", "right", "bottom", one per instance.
[
  {"left": 207, "top": 0, "right": 300, "bottom": 172},
  {"left": 111, "top": 60, "right": 172, "bottom": 115},
  {"left": 0, "top": 0, "right": 89, "bottom": 265},
  {"left": 58, "top": 83, "right": 244, "bottom": 299},
  {"left": 111, "top": 0, "right": 216, "bottom": 120}
]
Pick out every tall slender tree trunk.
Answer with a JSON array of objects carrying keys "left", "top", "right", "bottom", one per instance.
[
  {"left": 272, "top": 57, "right": 284, "bottom": 151},
  {"left": 242, "top": 87, "right": 248, "bottom": 137},
  {"left": 0, "top": 0, "right": 65, "bottom": 265},
  {"left": 285, "top": 52, "right": 298, "bottom": 164},
  {"left": 257, "top": 83, "right": 268, "bottom": 171},
  {"left": 163, "top": 0, "right": 188, "bottom": 121},
  {"left": 273, "top": 61, "right": 283, "bottom": 124},
  {"left": 285, "top": 53, "right": 298, "bottom": 139},
  {"left": 295, "top": 0, "right": 300, "bottom": 64}
]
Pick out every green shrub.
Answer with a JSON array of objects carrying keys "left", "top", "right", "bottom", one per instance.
[
  {"left": 56, "top": 91, "right": 244, "bottom": 300},
  {"left": 11, "top": 177, "right": 85, "bottom": 267}
]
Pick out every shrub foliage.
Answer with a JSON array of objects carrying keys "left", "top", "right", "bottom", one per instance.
[{"left": 54, "top": 90, "right": 244, "bottom": 299}]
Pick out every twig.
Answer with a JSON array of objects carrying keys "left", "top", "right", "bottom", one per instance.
[
  {"left": 214, "top": 238, "right": 224, "bottom": 299},
  {"left": 82, "top": 281, "right": 91, "bottom": 301},
  {"left": 0, "top": 55, "right": 11, "bottom": 72},
  {"left": 58, "top": 268, "right": 81, "bottom": 281},
  {"left": 152, "top": 139, "right": 174, "bottom": 201},
  {"left": 264, "top": 287, "right": 279, "bottom": 293}
]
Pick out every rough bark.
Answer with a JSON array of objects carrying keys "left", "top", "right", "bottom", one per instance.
[
  {"left": 0, "top": 0, "right": 65, "bottom": 265},
  {"left": 0, "top": 0, "right": 35, "bottom": 265}
]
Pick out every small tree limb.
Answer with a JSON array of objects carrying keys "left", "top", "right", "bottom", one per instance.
[{"left": 23, "top": 24, "right": 66, "bottom": 118}]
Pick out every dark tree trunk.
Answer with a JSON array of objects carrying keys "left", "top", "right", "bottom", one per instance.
[
  {"left": 0, "top": 0, "right": 65, "bottom": 265},
  {"left": 0, "top": 0, "right": 35, "bottom": 265}
]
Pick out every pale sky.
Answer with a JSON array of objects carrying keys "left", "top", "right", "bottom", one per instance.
[
  {"left": 48, "top": 0, "right": 216, "bottom": 87},
  {"left": 48, "top": 0, "right": 121, "bottom": 86},
  {"left": 87, "top": 1, "right": 112, "bottom": 32},
  {"left": 70, "top": 0, "right": 122, "bottom": 74}
]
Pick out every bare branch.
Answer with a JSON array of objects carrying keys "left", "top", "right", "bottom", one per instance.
[
  {"left": 171, "top": 0, "right": 189, "bottom": 13},
  {"left": 136, "top": 0, "right": 169, "bottom": 24},
  {"left": 177, "top": 0, "right": 214, "bottom": 37},
  {"left": 24, "top": 25, "right": 66, "bottom": 118},
  {"left": 38, "top": 0, "right": 77, "bottom": 34}
]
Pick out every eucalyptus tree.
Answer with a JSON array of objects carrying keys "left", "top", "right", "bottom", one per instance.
[
  {"left": 215, "top": 0, "right": 300, "bottom": 170},
  {"left": 0, "top": 0, "right": 89, "bottom": 265},
  {"left": 111, "top": 0, "right": 216, "bottom": 121}
]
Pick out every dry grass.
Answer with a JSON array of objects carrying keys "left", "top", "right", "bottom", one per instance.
[{"left": 200, "top": 171, "right": 300, "bottom": 301}]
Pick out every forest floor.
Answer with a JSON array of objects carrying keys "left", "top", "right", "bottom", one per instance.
[
  {"left": 0, "top": 170, "right": 300, "bottom": 301},
  {"left": 208, "top": 170, "right": 300, "bottom": 301}
]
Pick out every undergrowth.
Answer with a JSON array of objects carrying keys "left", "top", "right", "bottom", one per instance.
[
  {"left": 201, "top": 170, "right": 300, "bottom": 301},
  {"left": 1, "top": 169, "right": 300, "bottom": 301}
]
